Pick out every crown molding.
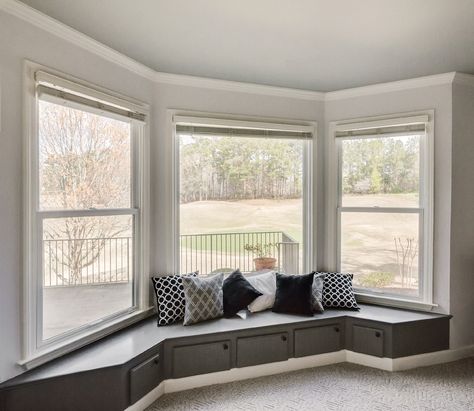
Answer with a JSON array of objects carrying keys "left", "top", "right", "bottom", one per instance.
[
  {"left": 0, "top": 0, "right": 157, "bottom": 81},
  {"left": 324, "top": 72, "right": 457, "bottom": 101},
  {"left": 0, "top": 0, "right": 324, "bottom": 101},
  {"left": 0, "top": 0, "right": 468, "bottom": 103},
  {"left": 152, "top": 71, "right": 325, "bottom": 100}
]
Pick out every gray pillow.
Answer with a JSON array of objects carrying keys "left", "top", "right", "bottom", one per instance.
[
  {"left": 312, "top": 273, "right": 326, "bottom": 313},
  {"left": 182, "top": 273, "right": 224, "bottom": 325}
]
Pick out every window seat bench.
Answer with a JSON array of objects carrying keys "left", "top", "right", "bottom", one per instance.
[{"left": 0, "top": 304, "right": 450, "bottom": 411}]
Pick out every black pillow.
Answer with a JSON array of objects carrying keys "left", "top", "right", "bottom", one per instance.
[
  {"left": 272, "top": 272, "right": 315, "bottom": 316},
  {"left": 223, "top": 269, "right": 262, "bottom": 318}
]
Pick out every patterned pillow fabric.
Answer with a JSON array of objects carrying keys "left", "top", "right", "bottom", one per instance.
[
  {"left": 311, "top": 272, "right": 326, "bottom": 313},
  {"left": 319, "top": 272, "right": 359, "bottom": 310},
  {"left": 151, "top": 272, "right": 198, "bottom": 326},
  {"left": 182, "top": 272, "right": 224, "bottom": 325}
]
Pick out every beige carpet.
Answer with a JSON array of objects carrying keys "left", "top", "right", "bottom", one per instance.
[{"left": 146, "top": 358, "right": 474, "bottom": 411}]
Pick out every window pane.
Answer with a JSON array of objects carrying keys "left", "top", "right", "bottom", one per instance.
[
  {"left": 42, "top": 215, "right": 133, "bottom": 340},
  {"left": 341, "top": 135, "right": 420, "bottom": 207},
  {"left": 38, "top": 100, "right": 131, "bottom": 210},
  {"left": 179, "top": 134, "right": 305, "bottom": 275},
  {"left": 341, "top": 212, "right": 419, "bottom": 297}
]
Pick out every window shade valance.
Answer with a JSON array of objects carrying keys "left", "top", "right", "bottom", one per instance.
[
  {"left": 334, "top": 115, "right": 428, "bottom": 139},
  {"left": 175, "top": 125, "right": 313, "bottom": 139},
  {"left": 35, "top": 71, "right": 147, "bottom": 123}
]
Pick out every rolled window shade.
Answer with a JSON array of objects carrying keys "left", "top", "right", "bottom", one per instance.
[
  {"left": 35, "top": 71, "right": 146, "bottom": 123},
  {"left": 176, "top": 125, "right": 312, "bottom": 139},
  {"left": 335, "top": 116, "right": 428, "bottom": 139},
  {"left": 335, "top": 123, "right": 425, "bottom": 139}
]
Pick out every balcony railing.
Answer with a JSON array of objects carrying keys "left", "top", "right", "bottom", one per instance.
[
  {"left": 179, "top": 231, "right": 300, "bottom": 275},
  {"left": 43, "top": 237, "right": 132, "bottom": 287},
  {"left": 43, "top": 231, "right": 300, "bottom": 287}
]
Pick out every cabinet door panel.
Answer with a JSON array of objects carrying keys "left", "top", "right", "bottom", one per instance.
[
  {"left": 294, "top": 324, "right": 342, "bottom": 357},
  {"left": 237, "top": 332, "right": 289, "bottom": 368},
  {"left": 172, "top": 340, "right": 231, "bottom": 378},
  {"left": 130, "top": 353, "right": 162, "bottom": 404},
  {"left": 352, "top": 325, "right": 384, "bottom": 357}
]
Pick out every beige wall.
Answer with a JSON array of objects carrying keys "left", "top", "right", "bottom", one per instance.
[{"left": 450, "top": 83, "right": 474, "bottom": 348}]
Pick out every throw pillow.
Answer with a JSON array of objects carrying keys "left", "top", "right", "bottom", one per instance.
[
  {"left": 182, "top": 272, "right": 224, "bottom": 325},
  {"left": 312, "top": 272, "right": 326, "bottom": 313},
  {"left": 246, "top": 271, "right": 277, "bottom": 312},
  {"left": 272, "top": 272, "right": 315, "bottom": 316},
  {"left": 320, "top": 272, "right": 359, "bottom": 310},
  {"left": 151, "top": 272, "right": 198, "bottom": 326},
  {"left": 223, "top": 269, "right": 262, "bottom": 318}
]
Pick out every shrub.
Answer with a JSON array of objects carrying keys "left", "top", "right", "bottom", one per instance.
[{"left": 358, "top": 272, "right": 395, "bottom": 288}]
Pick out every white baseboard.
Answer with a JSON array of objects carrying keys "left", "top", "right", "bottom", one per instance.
[
  {"left": 125, "top": 345, "right": 474, "bottom": 411},
  {"left": 392, "top": 344, "right": 474, "bottom": 371}
]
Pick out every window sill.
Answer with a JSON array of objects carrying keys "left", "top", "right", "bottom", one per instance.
[
  {"left": 19, "top": 307, "right": 154, "bottom": 371},
  {"left": 355, "top": 292, "right": 438, "bottom": 312}
]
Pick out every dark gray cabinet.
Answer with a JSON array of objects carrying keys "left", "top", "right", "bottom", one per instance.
[
  {"left": 0, "top": 306, "right": 451, "bottom": 411},
  {"left": 237, "top": 332, "right": 289, "bottom": 367},
  {"left": 294, "top": 323, "right": 342, "bottom": 357},
  {"left": 172, "top": 340, "right": 231, "bottom": 378},
  {"left": 352, "top": 325, "right": 384, "bottom": 357},
  {"left": 130, "top": 352, "right": 162, "bottom": 404}
]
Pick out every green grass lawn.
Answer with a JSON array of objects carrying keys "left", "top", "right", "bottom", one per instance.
[
  {"left": 180, "top": 198, "right": 304, "bottom": 243},
  {"left": 179, "top": 195, "right": 420, "bottom": 296}
]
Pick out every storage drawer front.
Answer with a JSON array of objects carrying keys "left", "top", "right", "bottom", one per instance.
[
  {"left": 294, "top": 324, "right": 342, "bottom": 357},
  {"left": 130, "top": 353, "right": 162, "bottom": 404},
  {"left": 172, "top": 340, "right": 231, "bottom": 378},
  {"left": 352, "top": 325, "right": 384, "bottom": 357},
  {"left": 237, "top": 332, "right": 289, "bottom": 368}
]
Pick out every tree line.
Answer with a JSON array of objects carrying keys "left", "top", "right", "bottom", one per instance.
[
  {"left": 342, "top": 136, "right": 419, "bottom": 195},
  {"left": 180, "top": 137, "right": 304, "bottom": 203}
]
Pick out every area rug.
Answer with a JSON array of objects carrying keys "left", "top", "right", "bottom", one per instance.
[{"left": 146, "top": 358, "right": 474, "bottom": 410}]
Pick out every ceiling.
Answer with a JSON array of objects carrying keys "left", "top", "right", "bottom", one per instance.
[{"left": 20, "top": 0, "right": 474, "bottom": 92}]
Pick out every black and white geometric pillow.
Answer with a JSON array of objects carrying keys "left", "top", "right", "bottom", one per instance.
[
  {"left": 182, "top": 273, "right": 224, "bottom": 326},
  {"left": 151, "top": 272, "right": 198, "bottom": 326},
  {"left": 319, "top": 272, "right": 359, "bottom": 310}
]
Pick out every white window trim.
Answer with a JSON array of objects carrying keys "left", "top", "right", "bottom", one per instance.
[
  {"left": 326, "top": 111, "right": 434, "bottom": 310},
  {"left": 21, "top": 61, "right": 151, "bottom": 369},
  {"left": 168, "top": 111, "right": 317, "bottom": 275}
]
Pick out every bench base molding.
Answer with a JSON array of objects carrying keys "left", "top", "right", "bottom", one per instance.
[{"left": 126, "top": 345, "right": 474, "bottom": 411}]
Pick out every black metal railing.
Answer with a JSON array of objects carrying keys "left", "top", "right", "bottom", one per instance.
[
  {"left": 43, "top": 231, "right": 300, "bottom": 287},
  {"left": 43, "top": 237, "right": 132, "bottom": 287},
  {"left": 179, "top": 231, "right": 300, "bottom": 275}
]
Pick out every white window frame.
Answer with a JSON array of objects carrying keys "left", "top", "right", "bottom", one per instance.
[
  {"left": 22, "top": 62, "right": 151, "bottom": 369},
  {"left": 327, "top": 111, "right": 434, "bottom": 310},
  {"left": 169, "top": 111, "right": 317, "bottom": 276}
]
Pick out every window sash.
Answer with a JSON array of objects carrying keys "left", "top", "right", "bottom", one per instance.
[
  {"left": 35, "top": 178, "right": 141, "bottom": 346},
  {"left": 334, "top": 121, "right": 430, "bottom": 303},
  {"left": 337, "top": 207, "right": 424, "bottom": 299}
]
